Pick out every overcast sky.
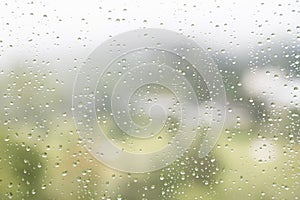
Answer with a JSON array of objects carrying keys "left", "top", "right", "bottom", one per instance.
[{"left": 0, "top": 0, "right": 298, "bottom": 69}]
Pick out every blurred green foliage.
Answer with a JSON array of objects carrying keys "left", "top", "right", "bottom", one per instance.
[{"left": 0, "top": 64, "right": 299, "bottom": 200}]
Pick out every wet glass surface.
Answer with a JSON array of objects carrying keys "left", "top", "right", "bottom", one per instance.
[{"left": 0, "top": 0, "right": 299, "bottom": 199}]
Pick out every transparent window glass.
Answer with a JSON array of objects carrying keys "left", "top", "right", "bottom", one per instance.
[{"left": 0, "top": 0, "right": 299, "bottom": 199}]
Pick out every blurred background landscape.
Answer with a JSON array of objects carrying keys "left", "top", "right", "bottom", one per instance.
[{"left": 0, "top": 0, "right": 299, "bottom": 199}]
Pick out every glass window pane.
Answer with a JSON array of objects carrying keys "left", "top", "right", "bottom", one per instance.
[{"left": 0, "top": 0, "right": 299, "bottom": 199}]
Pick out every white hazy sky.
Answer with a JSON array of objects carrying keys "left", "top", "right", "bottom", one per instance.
[{"left": 0, "top": 0, "right": 298, "bottom": 68}]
